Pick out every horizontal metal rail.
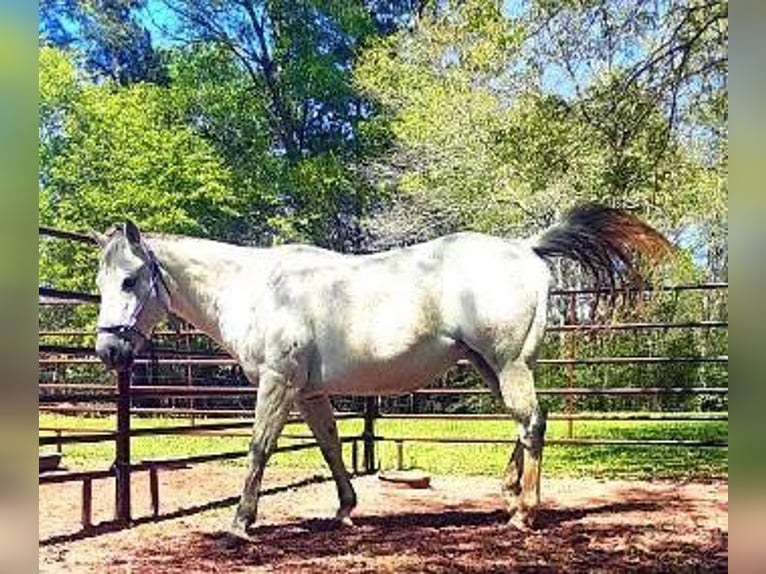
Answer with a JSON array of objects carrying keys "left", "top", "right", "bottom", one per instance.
[
  {"left": 546, "top": 320, "right": 728, "bottom": 332},
  {"left": 39, "top": 431, "right": 116, "bottom": 446},
  {"left": 39, "top": 354, "right": 728, "bottom": 366},
  {"left": 39, "top": 356, "right": 238, "bottom": 366},
  {"left": 38, "top": 383, "right": 728, "bottom": 398},
  {"left": 129, "top": 436, "right": 359, "bottom": 471},
  {"left": 39, "top": 344, "right": 231, "bottom": 359},
  {"left": 536, "top": 355, "right": 728, "bottom": 365},
  {"left": 132, "top": 385, "right": 251, "bottom": 397},
  {"left": 38, "top": 384, "right": 257, "bottom": 397},
  {"left": 38, "top": 413, "right": 364, "bottom": 445},
  {"left": 410, "top": 386, "right": 728, "bottom": 396},
  {"left": 39, "top": 287, "right": 99, "bottom": 304},
  {"left": 39, "top": 404, "right": 259, "bottom": 417},
  {"left": 38, "top": 283, "right": 728, "bottom": 308},
  {"left": 39, "top": 329, "right": 203, "bottom": 337},
  {"left": 39, "top": 226, "right": 96, "bottom": 244},
  {"left": 39, "top": 404, "right": 258, "bottom": 416},
  {"left": 38, "top": 319, "right": 729, "bottom": 339},
  {"left": 39, "top": 468, "right": 115, "bottom": 485},
  {"left": 377, "top": 412, "right": 728, "bottom": 422},
  {"left": 377, "top": 436, "right": 727, "bottom": 448},
  {"left": 549, "top": 282, "right": 728, "bottom": 296},
  {"left": 40, "top": 383, "right": 116, "bottom": 391}
]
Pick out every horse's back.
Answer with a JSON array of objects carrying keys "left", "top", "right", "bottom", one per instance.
[{"left": 287, "top": 232, "right": 550, "bottom": 394}]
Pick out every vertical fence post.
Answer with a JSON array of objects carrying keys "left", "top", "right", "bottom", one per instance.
[
  {"left": 185, "top": 328, "right": 195, "bottom": 427},
  {"left": 566, "top": 292, "right": 578, "bottom": 439},
  {"left": 115, "top": 368, "right": 131, "bottom": 524},
  {"left": 362, "top": 396, "right": 378, "bottom": 474},
  {"left": 81, "top": 477, "right": 93, "bottom": 529},
  {"left": 395, "top": 440, "right": 404, "bottom": 470}
]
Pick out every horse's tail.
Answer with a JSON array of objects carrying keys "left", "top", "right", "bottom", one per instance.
[{"left": 531, "top": 203, "right": 673, "bottom": 291}]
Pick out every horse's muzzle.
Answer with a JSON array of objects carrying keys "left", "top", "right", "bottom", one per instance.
[{"left": 95, "top": 332, "right": 135, "bottom": 371}]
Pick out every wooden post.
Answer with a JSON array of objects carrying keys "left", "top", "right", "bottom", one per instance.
[
  {"left": 81, "top": 478, "right": 92, "bottom": 529},
  {"left": 56, "top": 429, "right": 63, "bottom": 454},
  {"left": 351, "top": 439, "right": 359, "bottom": 475},
  {"left": 149, "top": 466, "right": 160, "bottom": 517},
  {"left": 362, "top": 397, "right": 377, "bottom": 474},
  {"left": 115, "top": 369, "right": 131, "bottom": 524},
  {"left": 395, "top": 440, "right": 404, "bottom": 470}
]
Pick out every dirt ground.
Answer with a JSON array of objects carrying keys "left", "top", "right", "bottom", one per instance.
[{"left": 39, "top": 465, "right": 728, "bottom": 573}]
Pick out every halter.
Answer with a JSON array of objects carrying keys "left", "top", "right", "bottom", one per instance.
[{"left": 96, "top": 243, "right": 170, "bottom": 343}]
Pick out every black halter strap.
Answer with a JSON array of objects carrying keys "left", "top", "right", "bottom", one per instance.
[{"left": 96, "top": 244, "right": 170, "bottom": 343}]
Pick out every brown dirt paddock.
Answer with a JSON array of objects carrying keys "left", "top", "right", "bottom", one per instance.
[{"left": 39, "top": 465, "right": 727, "bottom": 573}]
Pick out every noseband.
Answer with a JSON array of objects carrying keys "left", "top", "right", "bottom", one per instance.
[{"left": 96, "top": 244, "right": 170, "bottom": 343}]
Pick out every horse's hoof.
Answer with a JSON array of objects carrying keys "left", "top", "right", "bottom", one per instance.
[
  {"left": 223, "top": 526, "right": 253, "bottom": 547},
  {"left": 507, "top": 513, "right": 534, "bottom": 532},
  {"left": 336, "top": 515, "right": 355, "bottom": 528}
]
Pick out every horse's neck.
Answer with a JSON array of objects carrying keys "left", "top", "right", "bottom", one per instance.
[{"left": 147, "top": 236, "right": 262, "bottom": 347}]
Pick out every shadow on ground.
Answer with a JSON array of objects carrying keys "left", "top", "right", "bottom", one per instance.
[{"left": 129, "top": 489, "right": 727, "bottom": 573}]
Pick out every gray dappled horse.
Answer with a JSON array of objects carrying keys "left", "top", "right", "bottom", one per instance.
[{"left": 93, "top": 204, "right": 670, "bottom": 539}]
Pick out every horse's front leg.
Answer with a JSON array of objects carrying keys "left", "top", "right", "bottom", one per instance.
[{"left": 230, "top": 369, "right": 295, "bottom": 538}]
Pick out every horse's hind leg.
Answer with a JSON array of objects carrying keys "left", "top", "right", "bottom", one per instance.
[
  {"left": 499, "top": 361, "right": 546, "bottom": 529},
  {"left": 231, "top": 370, "right": 295, "bottom": 537},
  {"left": 296, "top": 391, "right": 357, "bottom": 526}
]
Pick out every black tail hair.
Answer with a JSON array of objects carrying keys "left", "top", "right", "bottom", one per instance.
[{"left": 532, "top": 204, "right": 672, "bottom": 292}]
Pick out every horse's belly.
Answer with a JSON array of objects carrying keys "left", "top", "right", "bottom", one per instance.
[{"left": 320, "top": 337, "right": 458, "bottom": 396}]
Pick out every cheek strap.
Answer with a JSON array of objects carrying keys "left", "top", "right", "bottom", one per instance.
[{"left": 96, "top": 245, "right": 169, "bottom": 343}]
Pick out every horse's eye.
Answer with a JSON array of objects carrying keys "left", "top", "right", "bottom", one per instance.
[{"left": 122, "top": 276, "right": 137, "bottom": 291}]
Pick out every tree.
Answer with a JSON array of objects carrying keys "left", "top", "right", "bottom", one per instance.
[
  {"left": 355, "top": 0, "right": 530, "bottom": 248},
  {"left": 157, "top": 0, "right": 375, "bottom": 160},
  {"left": 143, "top": 1, "right": 397, "bottom": 250},
  {"left": 355, "top": 0, "right": 727, "bottom": 281},
  {"left": 517, "top": 0, "right": 728, "bottom": 279},
  {"left": 39, "top": 0, "right": 166, "bottom": 85},
  {"left": 39, "top": 46, "right": 238, "bottom": 293}
]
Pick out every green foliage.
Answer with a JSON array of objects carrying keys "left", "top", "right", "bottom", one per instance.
[
  {"left": 355, "top": 1, "right": 727, "bottom": 282},
  {"left": 39, "top": 47, "right": 238, "bottom": 297}
]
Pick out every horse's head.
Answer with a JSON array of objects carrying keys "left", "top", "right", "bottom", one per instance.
[{"left": 93, "top": 220, "right": 168, "bottom": 371}]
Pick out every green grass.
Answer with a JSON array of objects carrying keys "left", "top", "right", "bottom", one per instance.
[{"left": 39, "top": 413, "right": 727, "bottom": 480}]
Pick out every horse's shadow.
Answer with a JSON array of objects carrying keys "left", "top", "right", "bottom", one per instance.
[
  {"left": 124, "top": 493, "right": 729, "bottom": 572},
  {"left": 200, "top": 498, "right": 665, "bottom": 560}
]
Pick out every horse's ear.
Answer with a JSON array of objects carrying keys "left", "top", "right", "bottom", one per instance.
[
  {"left": 88, "top": 228, "right": 108, "bottom": 248},
  {"left": 124, "top": 220, "right": 141, "bottom": 246}
]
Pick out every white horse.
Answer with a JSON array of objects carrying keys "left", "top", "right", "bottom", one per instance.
[{"left": 93, "top": 204, "right": 670, "bottom": 538}]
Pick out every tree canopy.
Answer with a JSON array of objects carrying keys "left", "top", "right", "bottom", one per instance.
[{"left": 39, "top": 0, "right": 728, "bottom": 292}]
